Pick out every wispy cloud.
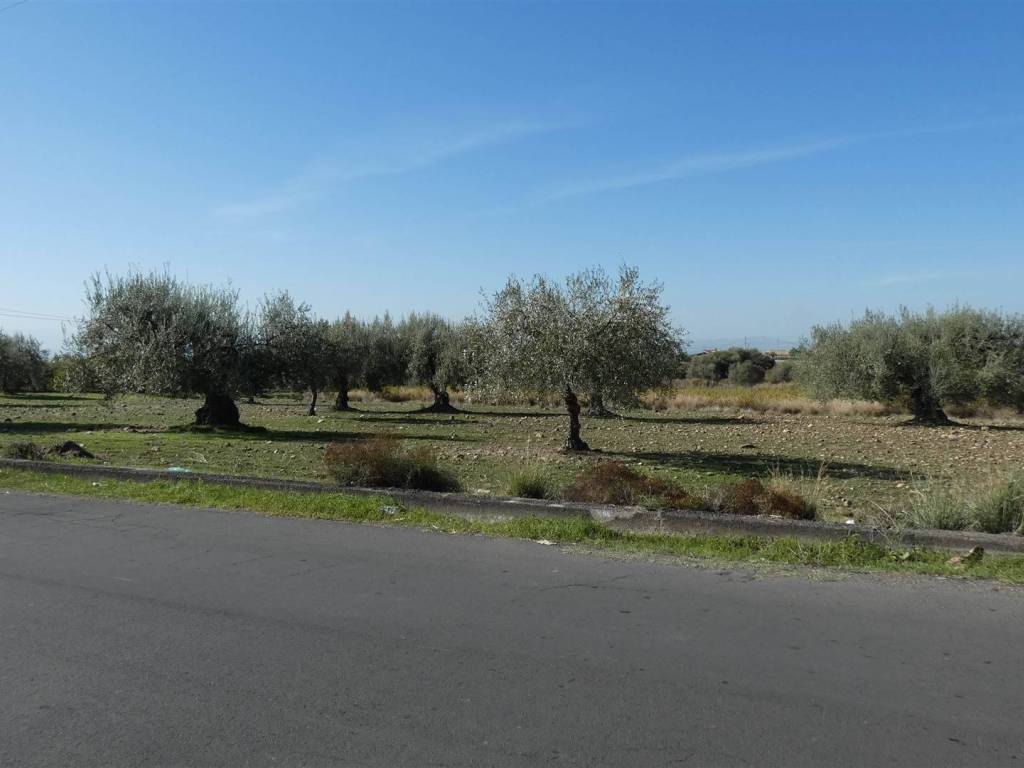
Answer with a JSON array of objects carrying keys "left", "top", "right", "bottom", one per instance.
[
  {"left": 215, "top": 120, "right": 572, "bottom": 218},
  {"left": 540, "top": 138, "right": 849, "bottom": 203},
  {"left": 870, "top": 270, "right": 976, "bottom": 288},
  {"left": 538, "top": 115, "right": 1024, "bottom": 204}
]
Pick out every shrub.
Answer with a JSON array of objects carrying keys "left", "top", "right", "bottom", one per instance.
[
  {"left": 4, "top": 441, "right": 47, "bottom": 460},
  {"left": 708, "top": 477, "right": 816, "bottom": 520},
  {"left": 323, "top": 437, "right": 460, "bottom": 492},
  {"left": 687, "top": 347, "right": 775, "bottom": 384},
  {"left": 727, "top": 360, "right": 765, "bottom": 387},
  {"left": 764, "top": 362, "right": 794, "bottom": 384},
  {"left": 564, "top": 461, "right": 700, "bottom": 509},
  {"left": 506, "top": 467, "right": 557, "bottom": 500}
]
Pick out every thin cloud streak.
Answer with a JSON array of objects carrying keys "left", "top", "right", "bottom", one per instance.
[
  {"left": 540, "top": 138, "right": 849, "bottom": 202},
  {"left": 216, "top": 119, "right": 573, "bottom": 218},
  {"left": 539, "top": 115, "right": 1024, "bottom": 204},
  {"left": 870, "top": 270, "right": 976, "bottom": 288}
]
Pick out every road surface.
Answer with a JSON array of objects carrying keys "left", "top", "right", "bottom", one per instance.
[{"left": 1, "top": 490, "right": 1022, "bottom": 767}]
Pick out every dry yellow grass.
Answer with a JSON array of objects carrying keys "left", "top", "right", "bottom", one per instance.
[{"left": 640, "top": 383, "right": 891, "bottom": 417}]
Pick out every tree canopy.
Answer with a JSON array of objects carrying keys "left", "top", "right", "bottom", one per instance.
[
  {"left": 73, "top": 271, "right": 245, "bottom": 426},
  {"left": 476, "top": 265, "right": 683, "bottom": 450},
  {"left": 403, "top": 313, "right": 472, "bottom": 413},
  {"left": 804, "top": 306, "right": 1024, "bottom": 423},
  {"left": 258, "top": 291, "right": 332, "bottom": 415},
  {"left": 0, "top": 330, "right": 49, "bottom": 394}
]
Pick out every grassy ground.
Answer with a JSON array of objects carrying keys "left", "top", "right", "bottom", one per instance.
[
  {"left": 2, "top": 388, "right": 1024, "bottom": 524},
  {"left": 4, "top": 466, "right": 1024, "bottom": 583}
]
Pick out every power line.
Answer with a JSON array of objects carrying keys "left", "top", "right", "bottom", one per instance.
[{"left": 0, "top": 307, "right": 75, "bottom": 322}]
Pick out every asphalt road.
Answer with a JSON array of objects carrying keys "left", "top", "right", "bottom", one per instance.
[{"left": 1, "top": 491, "right": 1022, "bottom": 767}]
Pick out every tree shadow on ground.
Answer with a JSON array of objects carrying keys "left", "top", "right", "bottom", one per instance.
[
  {"left": 0, "top": 421, "right": 150, "bottom": 434},
  {"left": 919, "top": 421, "right": 1024, "bottom": 433},
  {"left": 0, "top": 402, "right": 97, "bottom": 409},
  {"left": 616, "top": 414, "right": 762, "bottom": 426},
  {"left": 354, "top": 415, "right": 483, "bottom": 426},
  {"left": 602, "top": 449, "right": 906, "bottom": 481},
  {"left": 190, "top": 427, "right": 478, "bottom": 444},
  {"left": 461, "top": 410, "right": 563, "bottom": 419},
  {"left": 2, "top": 393, "right": 97, "bottom": 402}
]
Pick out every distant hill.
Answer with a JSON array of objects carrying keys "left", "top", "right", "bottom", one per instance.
[{"left": 687, "top": 336, "right": 801, "bottom": 353}]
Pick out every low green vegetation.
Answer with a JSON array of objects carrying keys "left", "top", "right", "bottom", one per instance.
[
  {"left": 902, "top": 473, "right": 1024, "bottom": 534},
  {"left": 3, "top": 466, "right": 1024, "bottom": 582},
  {"left": 323, "top": 436, "right": 461, "bottom": 492},
  {"left": 505, "top": 466, "right": 559, "bottom": 500}
]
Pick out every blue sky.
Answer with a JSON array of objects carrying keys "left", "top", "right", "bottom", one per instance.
[{"left": 2, "top": 1, "right": 1022, "bottom": 351}]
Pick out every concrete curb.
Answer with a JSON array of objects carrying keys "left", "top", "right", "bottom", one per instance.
[{"left": 2, "top": 457, "right": 1023, "bottom": 554}]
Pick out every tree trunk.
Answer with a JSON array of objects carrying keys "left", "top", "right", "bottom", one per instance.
[
  {"left": 308, "top": 388, "right": 318, "bottom": 416},
  {"left": 247, "top": 395, "right": 256, "bottom": 405},
  {"left": 563, "top": 386, "right": 590, "bottom": 451},
  {"left": 909, "top": 385, "right": 952, "bottom": 425},
  {"left": 417, "top": 385, "right": 461, "bottom": 414},
  {"left": 586, "top": 392, "right": 617, "bottom": 418},
  {"left": 333, "top": 375, "right": 354, "bottom": 411},
  {"left": 194, "top": 393, "right": 241, "bottom": 429}
]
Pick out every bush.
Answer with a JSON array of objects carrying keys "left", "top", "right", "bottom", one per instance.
[
  {"left": 687, "top": 347, "right": 774, "bottom": 384},
  {"left": 564, "top": 461, "right": 700, "bottom": 509},
  {"left": 3, "top": 441, "right": 47, "bottom": 460},
  {"left": 764, "top": 362, "right": 794, "bottom": 384},
  {"left": 506, "top": 467, "right": 557, "bottom": 500},
  {"left": 708, "top": 478, "right": 816, "bottom": 520},
  {"left": 727, "top": 360, "right": 765, "bottom": 387},
  {"left": 323, "top": 437, "right": 460, "bottom": 492}
]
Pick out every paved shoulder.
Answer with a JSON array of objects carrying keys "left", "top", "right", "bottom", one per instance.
[{"left": 1, "top": 491, "right": 1021, "bottom": 767}]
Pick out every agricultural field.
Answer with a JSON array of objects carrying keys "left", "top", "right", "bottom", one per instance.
[{"left": 3, "top": 384, "right": 1023, "bottom": 526}]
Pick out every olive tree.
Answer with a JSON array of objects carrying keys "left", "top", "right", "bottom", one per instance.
[
  {"left": 237, "top": 310, "right": 276, "bottom": 404},
  {"left": 327, "top": 313, "right": 368, "bottom": 411},
  {"left": 404, "top": 313, "right": 471, "bottom": 413},
  {"left": 476, "top": 266, "right": 684, "bottom": 450},
  {"left": 363, "top": 313, "right": 409, "bottom": 394},
  {"left": 73, "top": 271, "right": 245, "bottom": 427},
  {"left": 259, "top": 291, "right": 332, "bottom": 415},
  {"left": 0, "top": 330, "right": 49, "bottom": 393},
  {"left": 805, "top": 306, "right": 1024, "bottom": 424}
]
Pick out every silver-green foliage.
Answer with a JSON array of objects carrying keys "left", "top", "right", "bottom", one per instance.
[
  {"left": 258, "top": 291, "right": 332, "bottom": 413},
  {"left": 805, "top": 307, "right": 1024, "bottom": 421},
  {"left": 403, "top": 313, "right": 472, "bottom": 408},
  {"left": 476, "top": 265, "right": 684, "bottom": 406},
  {"left": 73, "top": 271, "right": 242, "bottom": 399},
  {"left": 0, "top": 330, "right": 49, "bottom": 393}
]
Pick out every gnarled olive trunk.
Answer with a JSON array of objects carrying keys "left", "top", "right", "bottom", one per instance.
[
  {"left": 418, "top": 385, "right": 460, "bottom": 414},
  {"left": 909, "top": 385, "right": 952, "bottom": 425},
  {"left": 308, "top": 388, "right": 319, "bottom": 417},
  {"left": 333, "top": 375, "right": 354, "bottom": 411},
  {"left": 563, "top": 386, "right": 590, "bottom": 451},
  {"left": 586, "top": 391, "right": 617, "bottom": 418},
  {"left": 194, "top": 393, "right": 241, "bottom": 429}
]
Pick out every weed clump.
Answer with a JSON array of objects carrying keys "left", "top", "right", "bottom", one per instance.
[
  {"left": 3, "top": 441, "right": 47, "bottom": 460},
  {"left": 708, "top": 478, "right": 816, "bottom": 520},
  {"left": 564, "top": 461, "right": 701, "bottom": 510},
  {"left": 323, "top": 437, "right": 460, "bottom": 492},
  {"left": 506, "top": 467, "right": 558, "bottom": 500},
  {"left": 906, "top": 473, "right": 1024, "bottom": 534}
]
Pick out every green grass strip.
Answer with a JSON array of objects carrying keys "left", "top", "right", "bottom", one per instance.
[{"left": 4, "top": 466, "right": 1024, "bottom": 583}]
